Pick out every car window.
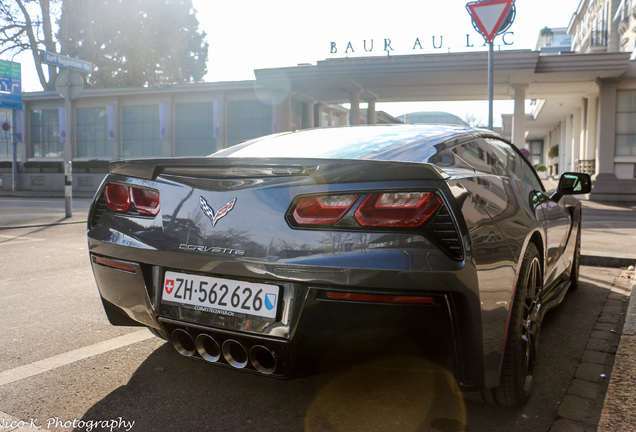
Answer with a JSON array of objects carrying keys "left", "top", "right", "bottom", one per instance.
[
  {"left": 452, "top": 140, "right": 507, "bottom": 176},
  {"left": 485, "top": 138, "right": 543, "bottom": 190}
]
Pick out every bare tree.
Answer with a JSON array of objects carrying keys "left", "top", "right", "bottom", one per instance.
[{"left": 0, "top": 0, "right": 61, "bottom": 90}]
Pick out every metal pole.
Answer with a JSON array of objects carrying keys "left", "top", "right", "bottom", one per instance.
[
  {"left": 64, "top": 96, "right": 72, "bottom": 217},
  {"left": 11, "top": 109, "right": 17, "bottom": 191},
  {"left": 488, "top": 40, "right": 494, "bottom": 130}
]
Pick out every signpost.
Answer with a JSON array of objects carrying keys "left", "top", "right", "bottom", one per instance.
[
  {"left": 0, "top": 59, "right": 21, "bottom": 191},
  {"left": 466, "top": 0, "right": 515, "bottom": 130},
  {"left": 43, "top": 52, "right": 92, "bottom": 217}
]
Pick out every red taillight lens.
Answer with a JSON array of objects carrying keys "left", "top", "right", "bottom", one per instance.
[
  {"left": 131, "top": 187, "right": 160, "bottom": 215},
  {"left": 355, "top": 192, "right": 441, "bottom": 227},
  {"left": 293, "top": 194, "right": 359, "bottom": 225},
  {"left": 104, "top": 184, "right": 131, "bottom": 212},
  {"left": 104, "top": 183, "right": 160, "bottom": 216}
]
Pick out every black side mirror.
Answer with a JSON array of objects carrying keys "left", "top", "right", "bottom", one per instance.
[{"left": 551, "top": 172, "right": 591, "bottom": 201}]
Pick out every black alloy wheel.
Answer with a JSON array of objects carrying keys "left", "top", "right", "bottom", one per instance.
[{"left": 489, "top": 242, "right": 543, "bottom": 406}]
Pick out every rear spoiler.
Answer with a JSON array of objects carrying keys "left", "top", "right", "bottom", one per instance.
[{"left": 108, "top": 157, "right": 450, "bottom": 184}]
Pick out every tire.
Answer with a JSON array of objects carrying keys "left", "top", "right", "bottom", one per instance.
[
  {"left": 488, "top": 242, "right": 543, "bottom": 406},
  {"left": 569, "top": 224, "right": 582, "bottom": 290}
]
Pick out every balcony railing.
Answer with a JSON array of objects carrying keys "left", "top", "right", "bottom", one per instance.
[{"left": 590, "top": 30, "right": 608, "bottom": 47}]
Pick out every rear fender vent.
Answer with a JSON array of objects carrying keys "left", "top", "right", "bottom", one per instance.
[
  {"left": 89, "top": 193, "right": 107, "bottom": 228},
  {"left": 425, "top": 204, "right": 464, "bottom": 260}
]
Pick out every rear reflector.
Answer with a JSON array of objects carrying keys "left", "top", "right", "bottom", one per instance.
[
  {"left": 293, "top": 194, "right": 359, "bottom": 225},
  {"left": 355, "top": 192, "right": 441, "bottom": 227},
  {"left": 92, "top": 256, "right": 136, "bottom": 273},
  {"left": 326, "top": 292, "right": 434, "bottom": 304}
]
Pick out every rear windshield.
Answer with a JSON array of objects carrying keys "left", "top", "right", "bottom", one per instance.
[{"left": 212, "top": 125, "right": 466, "bottom": 163}]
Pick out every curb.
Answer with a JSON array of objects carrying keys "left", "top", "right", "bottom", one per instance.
[
  {"left": 597, "top": 267, "right": 636, "bottom": 431},
  {"left": 550, "top": 266, "right": 634, "bottom": 432},
  {"left": 581, "top": 255, "right": 636, "bottom": 268}
]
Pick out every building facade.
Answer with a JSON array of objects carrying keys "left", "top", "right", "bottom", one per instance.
[{"left": 2, "top": 1, "right": 636, "bottom": 201}]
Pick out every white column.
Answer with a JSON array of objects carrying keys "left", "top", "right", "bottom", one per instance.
[
  {"left": 349, "top": 91, "right": 361, "bottom": 126},
  {"left": 367, "top": 99, "right": 377, "bottom": 125},
  {"left": 572, "top": 106, "right": 582, "bottom": 172},
  {"left": 564, "top": 114, "right": 573, "bottom": 173},
  {"left": 512, "top": 85, "right": 527, "bottom": 148},
  {"left": 595, "top": 79, "right": 617, "bottom": 180},
  {"left": 585, "top": 95, "right": 598, "bottom": 162}
]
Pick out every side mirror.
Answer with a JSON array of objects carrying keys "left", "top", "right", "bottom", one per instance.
[{"left": 551, "top": 172, "right": 591, "bottom": 201}]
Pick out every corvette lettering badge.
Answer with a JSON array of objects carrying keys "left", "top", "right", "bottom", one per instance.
[{"left": 200, "top": 196, "right": 237, "bottom": 227}]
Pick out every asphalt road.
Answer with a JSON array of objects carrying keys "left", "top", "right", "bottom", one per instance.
[{"left": 0, "top": 198, "right": 622, "bottom": 432}]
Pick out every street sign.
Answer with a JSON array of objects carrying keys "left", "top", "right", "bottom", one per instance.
[
  {"left": 520, "top": 148, "right": 530, "bottom": 158},
  {"left": 55, "top": 70, "right": 84, "bottom": 100},
  {"left": 467, "top": 0, "right": 515, "bottom": 43},
  {"left": 0, "top": 92, "right": 22, "bottom": 110},
  {"left": 0, "top": 100, "right": 22, "bottom": 110},
  {"left": 0, "top": 60, "right": 21, "bottom": 93},
  {"left": 43, "top": 51, "right": 92, "bottom": 74},
  {"left": 2, "top": 122, "right": 9, "bottom": 132}
]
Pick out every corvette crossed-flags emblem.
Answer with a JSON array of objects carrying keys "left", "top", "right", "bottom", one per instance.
[{"left": 200, "top": 196, "right": 237, "bottom": 227}]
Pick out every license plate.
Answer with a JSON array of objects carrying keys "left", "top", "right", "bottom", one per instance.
[{"left": 162, "top": 271, "right": 280, "bottom": 321}]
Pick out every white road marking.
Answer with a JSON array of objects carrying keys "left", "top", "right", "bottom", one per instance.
[
  {"left": 0, "top": 330, "right": 153, "bottom": 387},
  {"left": 0, "top": 234, "right": 44, "bottom": 245}
]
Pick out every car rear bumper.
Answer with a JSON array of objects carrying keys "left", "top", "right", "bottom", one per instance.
[{"left": 88, "top": 237, "right": 487, "bottom": 389}]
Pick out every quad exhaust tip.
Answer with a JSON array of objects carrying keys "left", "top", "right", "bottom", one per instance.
[
  {"left": 171, "top": 329, "right": 195, "bottom": 357},
  {"left": 170, "top": 329, "right": 279, "bottom": 375},
  {"left": 222, "top": 339, "right": 249, "bottom": 369},
  {"left": 195, "top": 334, "right": 221, "bottom": 363}
]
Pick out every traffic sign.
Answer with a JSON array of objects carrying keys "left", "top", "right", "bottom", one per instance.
[
  {"left": 520, "top": 148, "right": 530, "bottom": 158},
  {"left": 467, "top": 0, "right": 515, "bottom": 42},
  {"left": 43, "top": 51, "right": 92, "bottom": 74},
  {"left": 55, "top": 70, "right": 84, "bottom": 100},
  {"left": 2, "top": 122, "right": 9, "bottom": 132},
  {"left": 0, "top": 100, "right": 22, "bottom": 110},
  {"left": 0, "top": 60, "right": 21, "bottom": 93}
]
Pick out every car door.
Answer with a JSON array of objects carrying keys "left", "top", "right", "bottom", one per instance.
[{"left": 484, "top": 138, "right": 571, "bottom": 291}]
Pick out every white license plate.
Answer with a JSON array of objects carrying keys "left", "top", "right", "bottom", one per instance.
[{"left": 162, "top": 271, "right": 280, "bottom": 320}]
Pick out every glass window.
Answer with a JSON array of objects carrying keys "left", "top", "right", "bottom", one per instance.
[
  {"left": 175, "top": 103, "right": 217, "bottom": 156},
  {"left": 76, "top": 107, "right": 109, "bottom": 158},
  {"left": 226, "top": 101, "right": 273, "bottom": 146},
  {"left": 485, "top": 138, "right": 543, "bottom": 190},
  {"left": 122, "top": 105, "right": 161, "bottom": 157},
  {"left": 30, "top": 109, "right": 62, "bottom": 158},
  {"left": 616, "top": 90, "right": 636, "bottom": 156}
]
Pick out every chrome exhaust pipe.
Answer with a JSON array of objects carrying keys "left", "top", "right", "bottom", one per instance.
[
  {"left": 195, "top": 334, "right": 221, "bottom": 363},
  {"left": 171, "top": 329, "right": 195, "bottom": 357},
  {"left": 249, "top": 345, "right": 277, "bottom": 375},
  {"left": 222, "top": 339, "right": 248, "bottom": 369}
]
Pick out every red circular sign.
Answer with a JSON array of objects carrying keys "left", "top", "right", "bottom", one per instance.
[
  {"left": 520, "top": 148, "right": 530, "bottom": 158},
  {"left": 1, "top": 122, "right": 9, "bottom": 132}
]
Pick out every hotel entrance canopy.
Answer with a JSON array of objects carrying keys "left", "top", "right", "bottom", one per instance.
[{"left": 255, "top": 50, "right": 632, "bottom": 141}]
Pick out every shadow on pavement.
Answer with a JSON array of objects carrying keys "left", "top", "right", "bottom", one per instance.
[{"left": 73, "top": 269, "right": 616, "bottom": 432}]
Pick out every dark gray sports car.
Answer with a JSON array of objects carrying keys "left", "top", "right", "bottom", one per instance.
[{"left": 87, "top": 124, "right": 590, "bottom": 406}]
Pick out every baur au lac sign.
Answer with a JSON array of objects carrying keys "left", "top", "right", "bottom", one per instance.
[{"left": 330, "top": 32, "right": 514, "bottom": 56}]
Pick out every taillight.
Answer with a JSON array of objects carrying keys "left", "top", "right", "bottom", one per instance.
[
  {"left": 104, "top": 183, "right": 160, "bottom": 216},
  {"left": 293, "top": 194, "right": 358, "bottom": 225},
  {"left": 104, "top": 184, "right": 131, "bottom": 212},
  {"left": 355, "top": 192, "right": 441, "bottom": 227},
  {"left": 131, "top": 188, "right": 160, "bottom": 215}
]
